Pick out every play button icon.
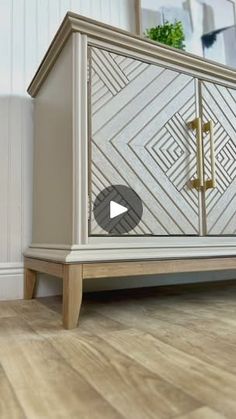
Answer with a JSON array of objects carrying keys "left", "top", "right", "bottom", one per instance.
[
  {"left": 93, "top": 185, "right": 143, "bottom": 234},
  {"left": 110, "top": 201, "right": 128, "bottom": 219}
]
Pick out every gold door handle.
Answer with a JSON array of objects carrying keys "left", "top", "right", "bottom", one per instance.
[
  {"left": 187, "top": 117, "right": 204, "bottom": 189},
  {"left": 203, "top": 120, "right": 216, "bottom": 189}
]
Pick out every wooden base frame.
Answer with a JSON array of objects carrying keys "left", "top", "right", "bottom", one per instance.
[{"left": 24, "top": 256, "right": 236, "bottom": 329}]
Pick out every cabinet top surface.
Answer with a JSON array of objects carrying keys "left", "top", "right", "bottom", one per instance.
[{"left": 28, "top": 12, "right": 236, "bottom": 97}]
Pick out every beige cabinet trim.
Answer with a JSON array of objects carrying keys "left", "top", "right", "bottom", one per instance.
[
  {"left": 72, "top": 33, "right": 88, "bottom": 245},
  {"left": 24, "top": 244, "right": 236, "bottom": 263}
]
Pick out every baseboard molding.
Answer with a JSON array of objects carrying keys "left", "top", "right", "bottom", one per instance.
[
  {"left": 0, "top": 263, "right": 24, "bottom": 300},
  {"left": 0, "top": 263, "right": 64, "bottom": 300},
  {"left": 0, "top": 263, "right": 24, "bottom": 275}
]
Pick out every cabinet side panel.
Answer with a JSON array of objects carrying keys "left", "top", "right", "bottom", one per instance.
[{"left": 33, "top": 38, "right": 73, "bottom": 245}]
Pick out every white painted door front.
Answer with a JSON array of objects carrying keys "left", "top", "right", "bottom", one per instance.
[
  {"left": 201, "top": 81, "right": 236, "bottom": 235},
  {"left": 89, "top": 47, "right": 200, "bottom": 236}
]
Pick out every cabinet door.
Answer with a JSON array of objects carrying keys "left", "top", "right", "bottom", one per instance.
[
  {"left": 201, "top": 81, "right": 236, "bottom": 235},
  {"left": 89, "top": 47, "right": 200, "bottom": 236}
]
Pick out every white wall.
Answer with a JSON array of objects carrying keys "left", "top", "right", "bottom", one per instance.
[{"left": 0, "top": 0, "right": 235, "bottom": 299}]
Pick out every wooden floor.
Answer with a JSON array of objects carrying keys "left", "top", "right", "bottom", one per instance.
[{"left": 0, "top": 281, "right": 236, "bottom": 419}]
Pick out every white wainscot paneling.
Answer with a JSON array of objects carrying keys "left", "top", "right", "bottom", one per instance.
[
  {"left": 0, "top": 96, "right": 33, "bottom": 299},
  {"left": 0, "top": 0, "right": 137, "bottom": 96}
]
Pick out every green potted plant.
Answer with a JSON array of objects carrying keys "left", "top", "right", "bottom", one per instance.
[{"left": 145, "top": 20, "right": 185, "bottom": 50}]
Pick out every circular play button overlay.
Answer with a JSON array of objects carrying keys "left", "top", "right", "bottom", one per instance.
[{"left": 93, "top": 185, "right": 143, "bottom": 234}]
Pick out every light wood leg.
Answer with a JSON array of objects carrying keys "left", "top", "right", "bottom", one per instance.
[
  {"left": 62, "top": 264, "right": 83, "bottom": 329},
  {"left": 24, "top": 268, "right": 37, "bottom": 299}
]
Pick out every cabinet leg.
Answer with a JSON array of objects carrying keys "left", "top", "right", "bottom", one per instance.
[
  {"left": 62, "top": 264, "right": 83, "bottom": 329},
  {"left": 24, "top": 268, "right": 37, "bottom": 299}
]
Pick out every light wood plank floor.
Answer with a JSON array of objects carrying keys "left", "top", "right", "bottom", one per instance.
[{"left": 0, "top": 280, "right": 236, "bottom": 419}]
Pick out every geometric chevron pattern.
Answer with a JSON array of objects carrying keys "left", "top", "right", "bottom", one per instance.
[
  {"left": 216, "top": 138, "right": 236, "bottom": 190},
  {"left": 216, "top": 134, "right": 236, "bottom": 193},
  {"left": 202, "top": 81, "right": 236, "bottom": 235},
  {"left": 89, "top": 47, "right": 199, "bottom": 235},
  {"left": 145, "top": 111, "right": 197, "bottom": 195},
  {"left": 90, "top": 48, "right": 149, "bottom": 114}
]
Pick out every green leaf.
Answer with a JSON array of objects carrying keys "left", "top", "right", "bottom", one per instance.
[{"left": 144, "top": 20, "right": 185, "bottom": 50}]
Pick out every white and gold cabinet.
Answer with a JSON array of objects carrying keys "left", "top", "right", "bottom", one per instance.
[
  {"left": 24, "top": 14, "right": 236, "bottom": 328},
  {"left": 89, "top": 47, "right": 236, "bottom": 238}
]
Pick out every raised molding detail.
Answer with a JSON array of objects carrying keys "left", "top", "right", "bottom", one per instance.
[
  {"left": 29, "top": 235, "right": 236, "bottom": 249},
  {"left": 28, "top": 12, "right": 236, "bottom": 97},
  {"left": 24, "top": 245, "right": 236, "bottom": 263},
  {"left": 0, "top": 263, "right": 24, "bottom": 275}
]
